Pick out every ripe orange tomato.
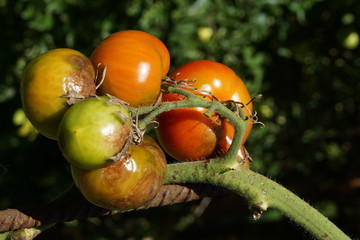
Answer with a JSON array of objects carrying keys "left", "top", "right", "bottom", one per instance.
[
  {"left": 71, "top": 136, "right": 167, "bottom": 210},
  {"left": 91, "top": 30, "right": 170, "bottom": 107},
  {"left": 156, "top": 60, "right": 253, "bottom": 162},
  {"left": 21, "top": 48, "right": 96, "bottom": 139},
  {"left": 155, "top": 108, "right": 219, "bottom": 161}
]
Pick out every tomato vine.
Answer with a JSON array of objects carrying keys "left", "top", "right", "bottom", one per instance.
[
  {"left": 127, "top": 84, "right": 350, "bottom": 240},
  {"left": 1, "top": 83, "right": 351, "bottom": 240}
]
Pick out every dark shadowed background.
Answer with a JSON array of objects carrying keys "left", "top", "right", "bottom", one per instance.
[{"left": 0, "top": 0, "right": 359, "bottom": 239}]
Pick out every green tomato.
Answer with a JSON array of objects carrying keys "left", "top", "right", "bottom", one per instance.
[{"left": 58, "top": 97, "right": 132, "bottom": 169}]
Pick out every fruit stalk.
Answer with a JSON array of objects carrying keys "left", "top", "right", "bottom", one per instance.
[
  {"left": 128, "top": 84, "right": 247, "bottom": 169},
  {"left": 145, "top": 86, "right": 350, "bottom": 240},
  {"left": 165, "top": 162, "right": 350, "bottom": 240},
  {"left": 9, "top": 83, "right": 350, "bottom": 239}
]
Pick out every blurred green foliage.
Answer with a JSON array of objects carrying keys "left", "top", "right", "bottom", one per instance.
[{"left": 0, "top": 0, "right": 359, "bottom": 239}]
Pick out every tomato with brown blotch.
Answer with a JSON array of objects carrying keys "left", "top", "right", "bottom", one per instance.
[
  {"left": 57, "top": 97, "right": 132, "bottom": 170},
  {"left": 21, "top": 48, "right": 96, "bottom": 140},
  {"left": 156, "top": 60, "right": 253, "bottom": 162},
  {"left": 71, "top": 136, "right": 167, "bottom": 211},
  {"left": 91, "top": 30, "right": 170, "bottom": 107}
]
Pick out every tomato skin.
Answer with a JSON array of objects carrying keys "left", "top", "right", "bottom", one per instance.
[
  {"left": 91, "top": 30, "right": 170, "bottom": 107},
  {"left": 21, "top": 48, "right": 96, "bottom": 139},
  {"left": 156, "top": 109, "right": 218, "bottom": 161},
  {"left": 57, "top": 97, "right": 132, "bottom": 169},
  {"left": 213, "top": 119, "right": 251, "bottom": 168},
  {"left": 71, "top": 136, "right": 167, "bottom": 210},
  {"left": 156, "top": 60, "right": 253, "bottom": 162}
]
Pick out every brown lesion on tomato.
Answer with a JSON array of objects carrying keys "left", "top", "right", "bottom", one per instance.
[
  {"left": 137, "top": 171, "right": 162, "bottom": 200},
  {"left": 61, "top": 54, "right": 97, "bottom": 105},
  {"left": 102, "top": 158, "right": 132, "bottom": 183},
  {"left": 106, "top": 120, "right": 132, "bottom": 163}
]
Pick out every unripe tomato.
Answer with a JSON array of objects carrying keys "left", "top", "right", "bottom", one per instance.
[
  {"left": 21, "top": 48, "right": 96, "bottom": 139},
  {"left": 58, "top": 97, "right": 132, "bottom": 169},
  {"left": 91, "top": 30, "right": 170, "bottom": 107},
  {"left": 156, "top": 60, "right": 253, "bottom": 162},
  {"left": 71, "top": 136, "right": 167, "bottom": 210}
]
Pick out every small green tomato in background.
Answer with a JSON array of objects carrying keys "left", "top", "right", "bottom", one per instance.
[
  {"left": 197, "top": 27, "right": 213, "bottom": 42},
  {"left": 57, "top": 97, "right": 132, "bottom": 169},
  {"left": 343, "top": 31, "right": 359, "bottom": 49}
]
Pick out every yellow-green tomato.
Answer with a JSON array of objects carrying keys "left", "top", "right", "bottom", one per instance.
[
  {"left": 58, "top": 97, "right": 132, "bottom": 169},
  {"left": 21, "top": 48, "right": 96, "bottom": 139},
  {"left": 71, "top": 136, "right": 167, "bottom": 210}
]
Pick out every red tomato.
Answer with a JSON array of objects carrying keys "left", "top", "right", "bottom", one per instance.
[
  {"left": 156, "top": 60, "right": 253, "bottom": 162},
  {"left": 91, "top": 30, "right": 170, "bottom": 107}
]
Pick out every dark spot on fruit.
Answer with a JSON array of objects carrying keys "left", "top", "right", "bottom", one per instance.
[{"left": 64, "top": 54, "right": 96, "bottom": 96}]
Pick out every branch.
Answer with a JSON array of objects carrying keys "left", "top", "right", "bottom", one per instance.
[
  {"left": 166, "top": 162, "right": 351, "bottom": 240},
  {"left": 2, "top": 84, "right": 351, "bottom": 240},
  {"left": 0, "top": 183, "right": 223, "bottom": 233}
]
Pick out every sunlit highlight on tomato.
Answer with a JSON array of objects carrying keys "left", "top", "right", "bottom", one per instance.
[{"left": 137, "top": 62, "right": 151, "bottom": 83}]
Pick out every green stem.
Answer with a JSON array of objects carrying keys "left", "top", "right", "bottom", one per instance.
[
  {"left": 129, "top": 85, "right": 247, "bottom": 168},
  {"left": 128, "top": 84, "right": 350, "bottom": 240},
  {"left": 165, "top": 162, "right": 350, "bottom": 240}
]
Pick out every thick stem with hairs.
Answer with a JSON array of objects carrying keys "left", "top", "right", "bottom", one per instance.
[
  {"left": 129, "top": 84, "right": 350, "bottom": 240},
  {"left": 0, "top": 84, "right": 351, "bottom": 240}
]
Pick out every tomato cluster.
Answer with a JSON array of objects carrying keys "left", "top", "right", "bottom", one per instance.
[{"left": 20, "top": 30, "right": 253, "bottom": 211}]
